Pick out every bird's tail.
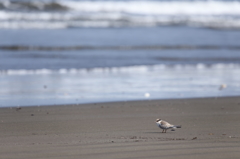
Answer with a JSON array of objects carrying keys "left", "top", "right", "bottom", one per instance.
[{"left": 174, "top": 125, "right": 181, "bottom": 128}]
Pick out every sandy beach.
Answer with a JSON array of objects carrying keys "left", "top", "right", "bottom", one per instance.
[{"left": 0, "top": 96, "right": 240, "bottom": 159}]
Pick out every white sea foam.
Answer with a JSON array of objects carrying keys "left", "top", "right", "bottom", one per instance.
[
  {"left": 1, "top": 63, "right": 240, "bottom": 76},
  {"left": 1, "top": 15, "right": 240, "bottom": 29},
  {"left": 62, "top": 0, "right": 240, "bottom": 15}
]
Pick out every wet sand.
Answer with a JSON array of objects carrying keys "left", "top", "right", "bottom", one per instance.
[{"left": 0, "top": 97, "right": 240, "bottom": 159}]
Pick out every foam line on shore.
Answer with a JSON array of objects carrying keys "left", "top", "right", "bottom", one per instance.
[{"left": 1, "top": 63, "right": 240, "bottom": 75}]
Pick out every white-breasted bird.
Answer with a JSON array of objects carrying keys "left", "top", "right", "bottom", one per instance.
[{"left": 156, "top": 119, "right": 181, "bottom": 133}]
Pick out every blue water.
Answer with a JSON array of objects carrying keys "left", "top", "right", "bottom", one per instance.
[{"left": 1, "top": 0, "right": 240, "bottom": 107}]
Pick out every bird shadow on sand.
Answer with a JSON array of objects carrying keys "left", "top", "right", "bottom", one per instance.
[
  {"left": 143, "top": 130, "right": 177, "bottom": 134},
  {"left": 143, "top": 132, "right": 172, "bottom": 134}
]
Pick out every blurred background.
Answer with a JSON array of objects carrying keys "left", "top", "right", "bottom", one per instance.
[{"left": 0, "top": 0, "right": 240, "bottom": 107}]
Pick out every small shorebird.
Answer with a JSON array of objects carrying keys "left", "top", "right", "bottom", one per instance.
[{"left": 156, "top": 119, "right": 181, "bottom": 133}]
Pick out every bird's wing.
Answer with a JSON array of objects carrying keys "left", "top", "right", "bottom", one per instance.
[{"left": 161, "top": 120, "right": 174, "bottom": 128}]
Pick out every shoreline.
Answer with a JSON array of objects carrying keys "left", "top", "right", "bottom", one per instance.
[
  {"left": 1, "top": 95, "right": 240, "bottom": 108},
  {"left": 0, "top": 96, "right": 240, "bottom": 158}
]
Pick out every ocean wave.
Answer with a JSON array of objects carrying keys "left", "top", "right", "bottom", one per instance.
[
  {"left": 1, "top": 0, "right": 240, "bottom": 29},
  {"left": 1, "top": 63, "right": 240, "bottom": 75},
  {"left": 0, "top": 0, "right": 69, "bottom": 11},
  {"left": 1, "top": 0, "right": 240, "bottom": 14},
  {"left": 63, "top": 0, "right": 240, "bottom": 15}
]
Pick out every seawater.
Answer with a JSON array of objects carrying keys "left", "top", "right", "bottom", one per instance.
[{"left": 1, "top": 0, "right": 240, "bottom": 107}]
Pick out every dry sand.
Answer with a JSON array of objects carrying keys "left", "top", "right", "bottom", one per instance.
[{"left": 0, "top": 97, "right": 240, "bottom": 159}]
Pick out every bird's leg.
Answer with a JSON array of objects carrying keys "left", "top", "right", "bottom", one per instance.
[{"left": 162, "top": 129, "right": 164, "bottom": 133}]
